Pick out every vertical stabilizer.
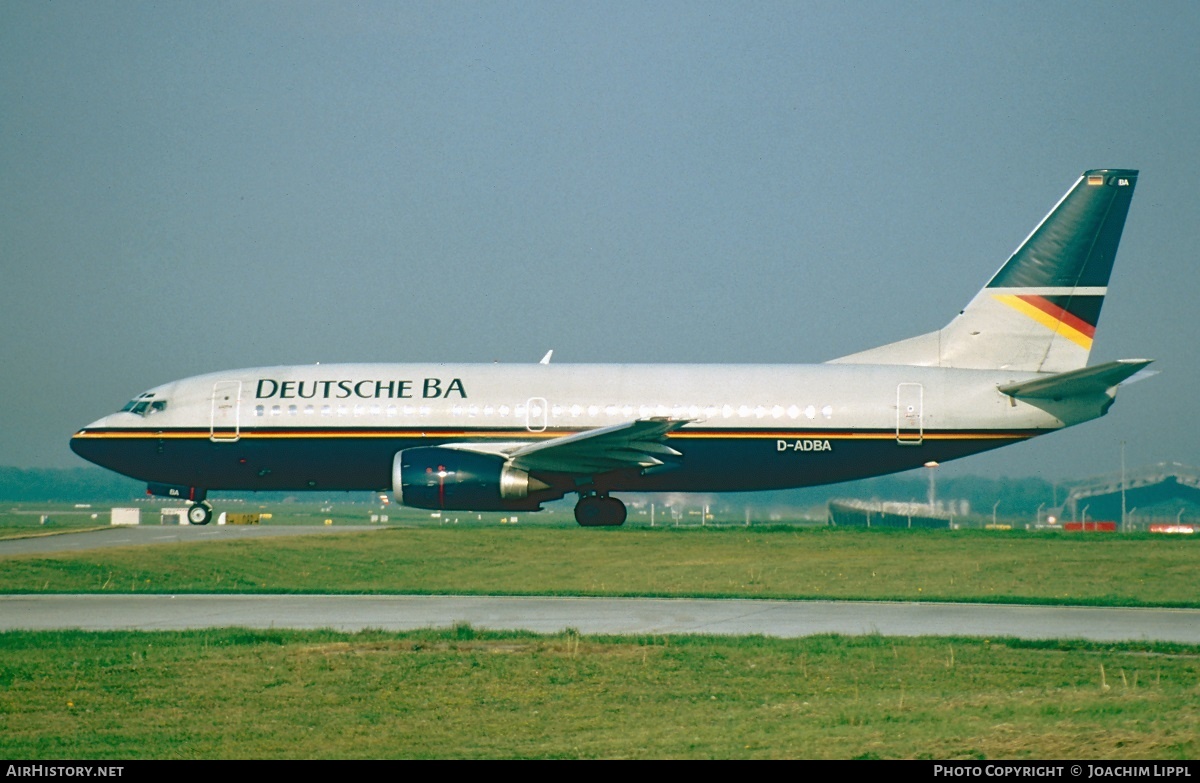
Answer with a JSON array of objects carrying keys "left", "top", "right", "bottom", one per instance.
[{"left": 831, "top": 169, "right": 1138, "bottom": 372}]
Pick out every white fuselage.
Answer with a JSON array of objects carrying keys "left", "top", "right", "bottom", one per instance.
[{"left": 71, "top": 362, "right": 1105, "bottom": 498}]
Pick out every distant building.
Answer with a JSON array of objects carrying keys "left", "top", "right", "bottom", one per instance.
[
  {"left": 827, "top": 499, "right": 952, "bottom": 529},
  {"left": 1064, "top": 462, "right": 1200, "bottom": 526}
]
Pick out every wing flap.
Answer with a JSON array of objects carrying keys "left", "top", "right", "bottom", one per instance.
[
  {"left": 508, "top": 418, "right": 689, "bottom": 475},
  {"left": 434, "top": 418, "right": 689, "bottom": 475}
]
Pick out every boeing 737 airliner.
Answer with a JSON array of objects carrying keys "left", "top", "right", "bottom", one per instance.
[{"left": 72, "top": 169, "right": 1148, "bottom": 526}]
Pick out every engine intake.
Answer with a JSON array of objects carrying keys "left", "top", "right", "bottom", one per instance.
[{"left": 393, "top": 447, "right": 551, "bottom": 511}]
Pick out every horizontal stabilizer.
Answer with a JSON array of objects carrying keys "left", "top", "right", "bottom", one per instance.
[{"left": 999, "top": 359, "right": 1152, "bottom": 400}]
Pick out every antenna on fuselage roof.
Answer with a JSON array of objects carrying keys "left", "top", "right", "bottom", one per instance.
[{"left": 539, "top": 350, "right": 553, "bottom": 365}]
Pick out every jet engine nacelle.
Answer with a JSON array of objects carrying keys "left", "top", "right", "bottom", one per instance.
[{"left": 392, "top": 447, "right": 549, "bottom": 511}]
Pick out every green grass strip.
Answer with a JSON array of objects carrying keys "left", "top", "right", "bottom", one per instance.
[
  {"left": 0, "top": 628, "right": 1196, "bottom": 759},
  {"left": 1, "top": 526, "right": 1196, "bottom": 607}
]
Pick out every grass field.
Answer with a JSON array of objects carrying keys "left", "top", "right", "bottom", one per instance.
[
  {"left": 3, "top": 509, "right": 1197, "bottom": 759},
  {"left": 0, "top": 523, "right": 1195, "bottom": 607},
  {"left": 0, "top": 628, "right": 1196, "bottom": 759}
]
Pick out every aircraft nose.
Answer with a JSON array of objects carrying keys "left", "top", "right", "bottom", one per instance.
[
  {"left": 77, "top": 415, "right": 111, "bottom": 433},
  {"left": 70, "top": 416, "right": 111, "bottom": 463}
]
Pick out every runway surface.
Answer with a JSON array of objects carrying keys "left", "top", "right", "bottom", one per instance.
[
  {"left": 4, "top": 594, "right": 1198, "bottom": 643},
  {"left": 3, "top": 526, "right": 1196, "bottom": 643}
]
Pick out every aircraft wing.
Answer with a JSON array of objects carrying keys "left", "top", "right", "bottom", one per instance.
[{"left": 439, "top": 418, "right": 688, "bottom": 475}]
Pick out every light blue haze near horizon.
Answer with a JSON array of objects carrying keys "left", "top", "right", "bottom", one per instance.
[{"left": 1, "top": 1, "right": 1197, "bottom": 485}]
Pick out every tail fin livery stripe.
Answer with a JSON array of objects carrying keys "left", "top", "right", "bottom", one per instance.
[
  {"left": 992, "top": 293, "right": 1096, "bottom": 350},
  {"left": 986, "top": 289, "right": 1106, "bottom": 328},
  {"left": 1021, "top": 295, "right": 1098, "bottom": 337}
]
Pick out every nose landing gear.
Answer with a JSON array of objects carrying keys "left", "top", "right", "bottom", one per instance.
[{"left": 574, "top": 493, "right": 627, "bottom": 527}]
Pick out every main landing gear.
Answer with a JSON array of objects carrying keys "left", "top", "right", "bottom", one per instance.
[
  {"left": 574, "top": 493, "right": 627, "bottom": 527},
  {"left": 187, "top": 502, "right": 214, "bottom": 526}
]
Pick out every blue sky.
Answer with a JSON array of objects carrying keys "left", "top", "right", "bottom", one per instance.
[{"left": 2, "top": 1, "right": 1197, "bottom": 482}]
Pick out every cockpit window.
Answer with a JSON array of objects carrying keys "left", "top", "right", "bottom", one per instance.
[{"left": 120, "top": 392, "right": 167, "bottom": 417}]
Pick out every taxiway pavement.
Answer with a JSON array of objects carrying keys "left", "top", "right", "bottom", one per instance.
[{"left": 4, "top": 527, "right": 1195, "bottom": 643}]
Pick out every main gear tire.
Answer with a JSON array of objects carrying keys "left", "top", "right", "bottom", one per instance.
[
  {"left": 187, "top": 502, "right": 213, "bottom": 526},
  {"left": 574, "top": 495, "right": 626, "bottom": 527}
]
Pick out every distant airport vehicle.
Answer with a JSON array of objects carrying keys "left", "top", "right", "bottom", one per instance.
[{"left": 72, "top": 170, "right": 1148, "bottom": 526}]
